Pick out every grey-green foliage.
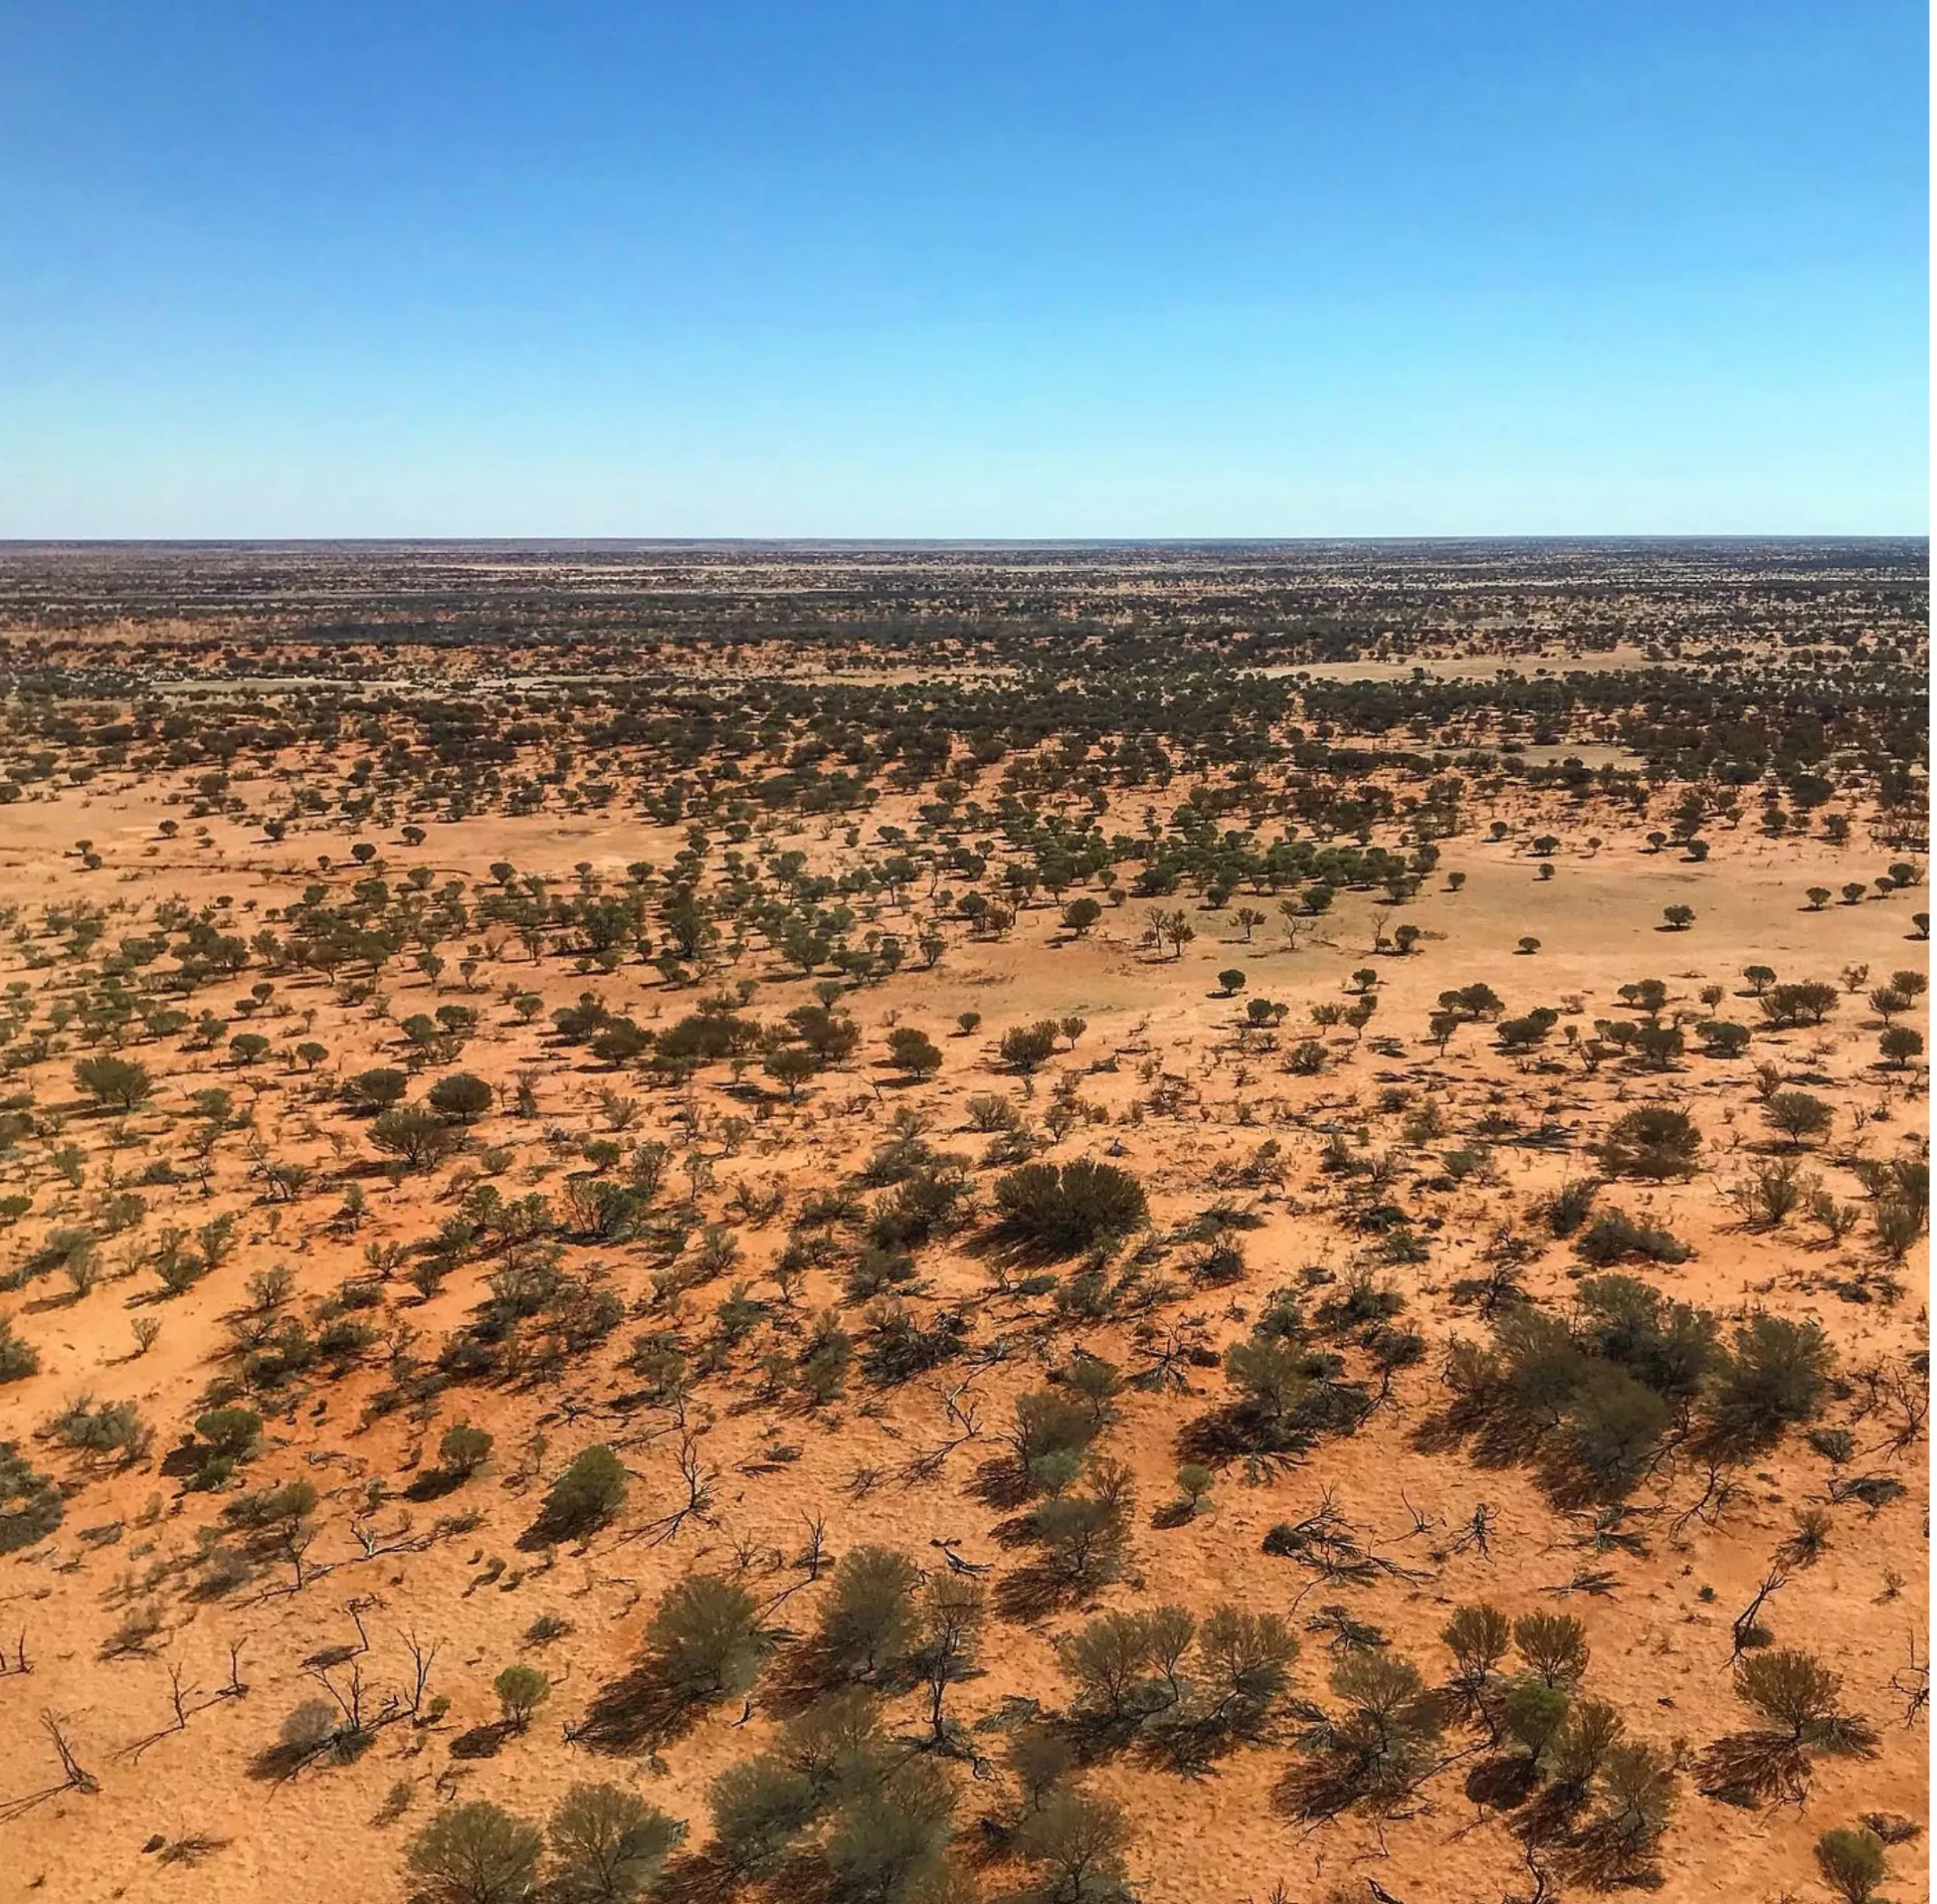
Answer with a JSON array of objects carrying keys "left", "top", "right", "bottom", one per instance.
[
  {"left": 1015, "top": 1785, "right": 1134, "bottom": 1904},
  {"left": 0, "top": 1315, "right": 39, "bottom": 1383},
  {"left": 1056, "top": 1601, "right": 1293, "bottom": 1752},
  {"left": 537, "top": 1444, "right": 627, "bottom": 1538},
  {"left": 1815, "top": 1827, "right": 1888, "bottom": 1904},
  {"left": 815, "top": 1545, "right": 921, "bottom": 1679},
  {"left": 0, "top": 1442, "right": 62, "bottom": 1554},
  {"left": 1282, "top": 1651, "right": 1442, "bottom": 1822},
  {"left": 710, "top": 1693, "right": 962, "bottom": 1900},
  {"left": 407, "top": 1800, "right": 543, "bottom": 1904},
  {"left": 49, "top": 1393, "right": 149, "bottom": 1464},
  {"left": 546, "top": 1783, "right": 686, "bottom": 1902},
  {"left": 645, "top": 1573, "right": 769, "bottom": 1703}
]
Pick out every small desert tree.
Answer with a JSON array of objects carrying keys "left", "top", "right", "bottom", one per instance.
[
  {"left": 885, "top": 1027, "right": 943, "bottom": 1081},
  {"left": 816, "top": 1545, "right": 921, "bottom": 1680},
  {"left": 1597, "top": 1104, "right": 1702, "bottom": 1179},
  {"left": 1702, "top": 1314, "right": 1832, "bottom": 1456},
  {"left": 1566, "top": 1738, "right": 1677, "bottom": 1886},
  {"left": 407, "top": 1800, "right": 543, "bottom": 1904},
  {"left": 1282, "top": 1651, "right": 1441, "bottom": 1823},
  {"left": 439, "top": 1423, "right": 493, "bottom": 1479},
  {"left": 1015, "top": 1785, "right": 1134, "bottom": 1904},
  {"left": 371, "top": 1104, "right": 462, "bottom": 1171},
  {"left": 993, "top": 1159, "right": 1148, "bottom": 1255},
  {"left": 1441, "top": 1603, "right": 1512, "bottom": 1733},
  {"left": 546, "top": 1784, "right": 685, "bottom": 1904},
  {"left": 1814, "top": 1827, "right": 1889, "bottom": 1904},
  {"left": 1696, "top": 1648, "right": 1878, "bottom": 1805},
  {"left": 763, "top": 1047, "right": 819, "bottom": 1100},
  {"left": 74, "top": 1054, "right": 153, "bottom": 1111},
  {"left": 1514, "top": 1610, "right": 1590, "bottom": 1688},
  {"left": 1763, "top": 1090, "right": 1832, "bottom": 1149},
  {"left": 913, "top": 1573, "right": 984, "bottom": 1747},
  {"left": 428, "top": 1072, "right": 493, "bottom": 1122},
  {"left": 494, "top": 1664, "right": 551, "bottom": 1731},
  {"left": 535, "top": 1445, "right": 627, "bottom": 1539},
  {"left": 645, "top": 1573, "right": 769, "bottom": 1703},
  {"left": 1000, "top": 1021, "right": 1060, "bottom": 1078}
]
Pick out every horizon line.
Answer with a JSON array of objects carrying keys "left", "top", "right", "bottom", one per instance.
[{"left": 1, "top": 532, "right": 1928, "bottom": 550}]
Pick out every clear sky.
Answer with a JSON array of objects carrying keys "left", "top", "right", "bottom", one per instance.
[{"left": 3, "top": 1, "right": 1926, "bottom": 537}]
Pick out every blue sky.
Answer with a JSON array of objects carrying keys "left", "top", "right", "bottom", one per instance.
[{"left": 2, "top": 1, "right": 1926, "bottom": 535}]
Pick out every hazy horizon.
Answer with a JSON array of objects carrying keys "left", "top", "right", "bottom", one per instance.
[{"left": 2, "top": 534, "right": 1927, "bottom": 551}]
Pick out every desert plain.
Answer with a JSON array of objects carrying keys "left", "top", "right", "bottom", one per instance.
[{"left": 0, "top": 539, "right": 1926, "bottom": 1904}]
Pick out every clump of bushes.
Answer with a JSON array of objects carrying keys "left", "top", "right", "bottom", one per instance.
[
  {"left": 0, "top": 1442, "right": 63, "bottom": 1554},
  {"left": 1439, "top": 1276, "right": 1830, "bottom": 1500},
  {"left": 993, "top": 1159, "right": 1149, "bottom": 1255},
  {"left": 409, "top": 1785, "right": 684, "bottom": 1904},
  {"left": 1597, "top": 1104, "right": 1702, "bottom": 1179},
  {"left": 1572, "top": 1209, "right": 1690, "bottom": 1268}
]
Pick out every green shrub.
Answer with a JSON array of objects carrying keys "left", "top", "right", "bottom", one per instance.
[
  {"left": 1514, "top": 1610, "right": 1590, "bottom": 1687},
  {"left": 370, "top": 1104, "right": 462, "bottom": 1170},
  {"left": 1440, "top": 1603, "right": 1511, "bottom": 1720},
  {"left": 546, "top": 1784, "right": 685, "bottom": 1904},
  {"left": 885, "top": 1027, "right": 943, "bottom": 1080},
  {"left": 51, "top": 1395, "right": 150, "bottom": 1464},
  {"left": 73, "top": 1054, "right": 153, "bottom": 1110},
  {"left": 796, "top": 1311, "right": 853, "bottom": 1403},
  {"left": 407, "top": 1800, "right": 542, "bottom": 1904},
  {"left": 1763, "top": 1090, "right": 1832, "bottom": 1147},
  {"left": 1010, "top": 1389, "right": 1098, "bottom": 1489},
  {"left": 0, "top": 1316, "right": 39, "bottom": 1383},
  {"left": 1283, "top": 1651, "right": 1441, "bottom": 1822},
  {"left": 1702, "top": 1314, "right": 1833, "bottom": 1455},
  {"left": 1014, "top": 1786, "right": 1133, "bottom": 1902},
  {"left": 1575, "top": 1276, "right": 1717, "bottom": 1399},
  {"left": 822, "top": 1755, "right": 956, "bottom": 1902},
  {"left": 493, "top": 1663, "right": 551, "bottom": 1729},
  {"left": 1572, "top": 1210, "right": 1690, "bottom": 1268},
  {"left": 1174, "top": 1464, "right": 1214, "bottom": 1514},
  {"left": 816, "top": 1545, "right": 920, "bottom": 1679},
  {"left": 0, "top": 1442, "right": 62, "bottom": 1554},
  {"left": 1567, "top": 1739, "right": 1677, "bottom": 1882},
  {"left": 536, "top": 1445, "right": 627, "bottom": 1538},
  {"left": 439, "top": 1423, "right": 493, "bottom": 1477},
  {"left": 347, "top": 1066, "right": 410, "bottom": 1109},
  {"left": 1196, "top": 1604, "right": 1299, "bottom": 1718},
  {"left": 1597, "top": 1104, "right": 1702, "bottom": 1179},
  {"left": 1532, "top": 1176, "right": 1601, "bottom": 1237},
  {"left": 428, "top": 1072, "right": 494, "bottom": 1122},
  {"left": 645, "top": 1574, "right": 768, "bottom": 1702},
  {"left": 1034, "top": 1482, "right": 1133, "bottom": 1587},
  {"left": 195, "top": 1405, "right": 263, "bottom": 1460},
  {"left": 999, "top": 1022, "right": 1059, "bottom": 1075},
  {"left": 1815, "top": 1827, "right": 1888, "bottom": 1904},
  {"left": 708, "top": 1755, "right": 817, "bottom": 1873},
  {"left": 1503, "top": 1678, "right": 1572, "bottom": 1766},
  {"left": 993, "top": 1159, "right": 1149, "bottom": 1255},
  {"left": 1557, "top": 1361, "right": 1674, "bottom": 1497}
]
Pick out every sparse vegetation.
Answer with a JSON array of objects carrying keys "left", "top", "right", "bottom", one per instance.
[{"left": 0, "top": 540, "right": 1922, "bottom": 1904}]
